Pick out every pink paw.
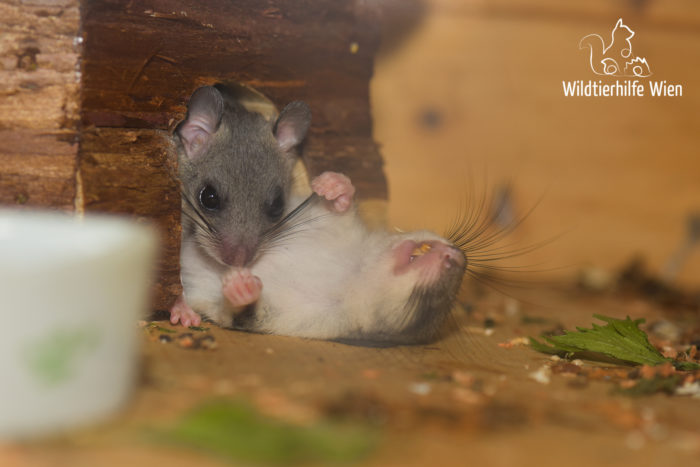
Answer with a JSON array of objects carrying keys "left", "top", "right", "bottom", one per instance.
[
  {"left": 169, "top": 294, "right": 201, "bottom": 327},
  {"left": 310, "top": 171, "right": 355, "bottom": 213},
  {"left": 222, "top": 267, "right": 262, "bottom": 307}
]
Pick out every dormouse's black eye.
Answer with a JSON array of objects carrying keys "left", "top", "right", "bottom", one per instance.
[
  {"left": 199, "top": 185, "right": 221, "bottom": 211},
  {"left": 265, "top": 187, "right": 285, "bottom": 221}
]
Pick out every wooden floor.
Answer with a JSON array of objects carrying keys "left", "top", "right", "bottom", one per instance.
[{"left": 6, "top": 287, "right": 700, "bottom": 467}]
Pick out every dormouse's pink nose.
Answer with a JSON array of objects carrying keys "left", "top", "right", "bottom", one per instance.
[
  {"left": 433, "top": 242, "right": 466, "bottom": 269},
  {"left": 393, "top": 239, "right": 466, "bottom": 276},
  {"left": 220, "top": 243, "right": 252, "bottom": 267}
]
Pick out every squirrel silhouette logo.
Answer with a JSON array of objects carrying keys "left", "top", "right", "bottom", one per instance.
[{"left": 579, "top": 18, "right": 652, "bottom": 77}]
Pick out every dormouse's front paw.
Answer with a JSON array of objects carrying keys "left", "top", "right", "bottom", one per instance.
[
  {"left": 222, "top": 267, "right": 262, "bottom": 307},
  {"left": 170, "top": 294, "right": 202, "bottom": 327},
  {"left": 310, "top": 171, "right": 355, "bottom": 213}
]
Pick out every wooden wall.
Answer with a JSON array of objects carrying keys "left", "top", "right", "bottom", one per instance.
[
  {"left": 374, "top": 0, "right": 700, "bottom": 286},
  {"left": 0, "top": 0, "right": 80, "bottom": 210}
]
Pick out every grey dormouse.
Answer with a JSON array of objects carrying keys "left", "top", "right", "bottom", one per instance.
[{"left": 170, "top": 83, "right": 312, "bottom": 326}]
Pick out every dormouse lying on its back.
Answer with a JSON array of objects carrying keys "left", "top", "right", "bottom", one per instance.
[
  {"left": 213, "top": 172, "right": 467, "bottom": 346},
  {"left": 169, "top": 85, "right": 467, "bottom": 345}
]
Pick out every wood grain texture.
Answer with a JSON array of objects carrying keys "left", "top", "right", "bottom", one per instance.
[
  {"left": 0, "top": 130, "right": 77, "bottom": 209},
  {"left": 80, "top": 0, "right": 387, "bottom": 197},
  {"left": 0, "top": 0, "right": 80, "bottom": 210},
  {"left": 79, "top": 128, "right": 182, "bottom": 308}
]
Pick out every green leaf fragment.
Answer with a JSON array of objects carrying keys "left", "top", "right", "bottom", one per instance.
[
  {"left": 673, "top": 360, "right": 700, "bottom": 371},
  {"left": 529, "top": 314, "right": 673, "bottom": 367},
  {"left": 618, "top": 375, "right": 681, "bottom": 397},
  {"left": 156, "top": 400, "right": 377, "bottom": 465},
  {"left": 527, "top": 337, "right": 566, "bottom": 356},
  {"left": 147, "top": 323, "right": 177, "bottom": 333}
]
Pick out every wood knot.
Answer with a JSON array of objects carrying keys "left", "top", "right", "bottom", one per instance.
[{"left": 17, "top": 47, "right": 40, "bottom": 71}]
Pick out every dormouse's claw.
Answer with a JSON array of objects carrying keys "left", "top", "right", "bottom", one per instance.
[
  {"left": 169, "top": 295, "right": 201, "bottom": 327},
  {"left": 311, "top": 171, "right": 355, "bottom": 213},
  {"left": 222, "top": 267, "right": 262, "bottom": 307}
]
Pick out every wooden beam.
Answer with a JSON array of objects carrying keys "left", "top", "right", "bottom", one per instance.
[{"left": 0, "top": 0, "right": 80, "bottom": 209}]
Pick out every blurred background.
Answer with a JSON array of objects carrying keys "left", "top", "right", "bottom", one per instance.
[{"left": 372, "top": 0, "right": 700, "bottom": 286}]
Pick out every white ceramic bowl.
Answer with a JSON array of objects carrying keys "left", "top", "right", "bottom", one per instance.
[{"left": 0, "top": 210, "right": 157, "bottom": 439}]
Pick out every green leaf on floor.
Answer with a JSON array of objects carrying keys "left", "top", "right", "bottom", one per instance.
[
  {"left": 147, "top": 323, "right": 177, "bottom": 333},
  {"left": 155, "top": 400, "right": 377, "bottom": 465},
  {"left": 617, "top": 375, "right": 682, "bottom": 397},
  {"left": 529, "top": 314, "right": 700, "bottom": 370}
]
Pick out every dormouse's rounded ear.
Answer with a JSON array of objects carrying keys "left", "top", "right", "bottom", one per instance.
[
  {"left": 273, "top": 101, "right": 311, "bottom": 152},
  {"left": 176, "top": 86, "right": 224, "bottom": 160}
]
